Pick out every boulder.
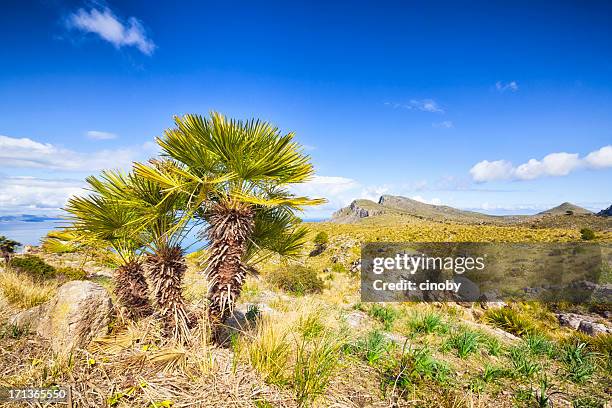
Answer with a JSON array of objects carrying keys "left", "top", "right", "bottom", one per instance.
[
  {"left": 578, "top": 320, "right": 611, "bottom": 336},
  {"left": 10, "top": 281, "right": 112, "bottom": 353},
  {"left": 557, "top": 313, "right": 582, "bottom": 330}
]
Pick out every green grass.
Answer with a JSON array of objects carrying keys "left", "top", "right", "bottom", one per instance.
[
  {"left": 348, "top": 330, "right": 393, "bottom": 365},
  {"left": 524, "top": 334, "right": 555, "bottom": 357},
  {"left": 509, "top": 346, "right": 541, "bottom": 378},
  {"left": 446, "top": 329, "right": 480, "bottom": 358},
  {"left": 560, "top": 342, "right": 595, "bottom": 383},
  {"left": 293, "top": 333, "right": 342, "bottom": 407},
  {"left": 380, "top": 345, "right": 449, "bottom": 394},
  {"left": 368, "top": 304, "right": 398, "bottom": 330},
  {"left": 407, "top": 311, "right": 448, "bottom": 334}
]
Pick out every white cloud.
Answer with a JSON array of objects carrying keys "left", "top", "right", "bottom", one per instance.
[
  {"left": 495, "top": 81, "right": 519, "bottom": 92},
  {"left": 385, "top": 99, "right": 444, "bottom": 113},
  {"left": 584, "top": 145, "right": 612, "bottom": 168},
  {"left": 470, "top": 145, "right": 612, "bottom": 182},
  {"left": 411, "top": 195, "right": 442, "bottom": 205},
  {"left": 0, "top": 176, "right": 85, "bottom": 215},
  {"left": 0, "top": 134, "right": 144, "bottom": 172},
  {"left": 469, "top": 160, "right": 514, "bottom": 182},
  {"left": 67, "top": 7, "right": 155, "bottom": 55},
  {"left": 87, "top": 130, "right": 117, "bottom": 140},
  {"left": 513, "top": 152, "right": 581, "bottom": 180},
  {"left": 432, "top": 120, "right": 453, "bottom": 128}
]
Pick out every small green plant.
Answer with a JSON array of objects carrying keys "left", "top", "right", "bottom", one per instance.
[
  {"left": 580, "top": 228, "right": 595, "bottom": 241},
  {"left": 509, "top": 346, "right": 541, "bottom": 378},
  {"left": 266, "top": 265, "right": 325, "bottom": 295},
  {"left": 482, "top": 335, "right": 503, "bottom": 356},
  {"left": 447, "top": 329, "right": 480, "bottom": 358},
  {"left": 380, "top": 345, "right": 449, "bottom": 393},
  {"left": 481, "top": 364, "right": 511, "bottom": 383},
  {"left": 525, "top": 334, "right": 555, "bottom": 357},
  {"left": 245, "top": 304, "right": 261, "bottom": 323},
  {"left": 349, "top": 330, "right": 393, "bottom": 365},
  {"left": 10, "top": 255, "right": 56, "bottom": 280},
  {"left": 293, "top": 333, "right": 341, "bottom": 407},
  {"left": 368, "top": 304, "right": 398, "bottom": 330},
  {"left": 560, "top": 342, "right": 595, "bottom": 383},
  {"left": 407, "top": 311, "right": 447, "bottom": 334}
]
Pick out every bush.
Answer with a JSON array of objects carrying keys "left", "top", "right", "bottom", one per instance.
[
  {"left": 313, "top": 231, "right": 329, "bottom": 246},
  {"left": 580, "top": 228, "right": 596, "bottom": 240},
  {"left": 56, "top": 266, "right": 87, "bottom": 281},
  {"left": 10, "top": 255, "right": 56, "bottom": 279},
  {"left": 266, "top": 265, "right": 325, "bottom": 295},
  {"left": 560, "top": 342, "right": 595, "bottom": 383}
]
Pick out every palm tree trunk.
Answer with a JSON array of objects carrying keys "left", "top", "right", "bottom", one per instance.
[
  {"left": 145, "top": 246, "right": 190, "bottom": 343},
  {"left": 114, "top": 260, "right": 152, "bottom": 319},
  {"left": 204, "top": 202, "right": 255, "bottom": 327}
]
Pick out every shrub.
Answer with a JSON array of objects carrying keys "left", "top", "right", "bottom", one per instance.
[
  {"left": 368, "top": 304, "right": 398, "bottom": 330},
  {"left": 580, "top": 228, "right": 596, "bottom": 240},
  {"left": 56, "top": 266, "right": 87, "bottom": 281},
  {"left": 313, "top": 231, "right": 329, "bottom": 246},
  {"left": 10, "top": 255, "right": 56, "bottom": 280},
  {"left": 266, "top": 265, "right": 325, "bottom": 295},
  {"left": 330, "top": 263, "right": 347, "bottom": 273}
]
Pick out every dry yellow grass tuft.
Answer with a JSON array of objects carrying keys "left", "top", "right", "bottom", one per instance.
[{"left": 0, "top": 268, "right": 56, "bottom": 309}]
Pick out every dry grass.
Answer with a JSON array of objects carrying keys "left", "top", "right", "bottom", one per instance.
[{"left": 0, "top": 267, "right": 56, "bottom": 309}]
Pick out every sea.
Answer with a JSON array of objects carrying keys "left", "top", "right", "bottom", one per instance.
[{"left": 0, "top": 218, "right": 327, "bottom": 252}]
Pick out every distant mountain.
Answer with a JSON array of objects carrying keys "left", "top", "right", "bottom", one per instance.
[
  {"left": 597, "top": 204, "right": 612, "bottom": 217},
  {"left": 331, "top": 195, "right": 511, "bottom": 224},
  {"left": 537, "top": 202, "right": 592, "bottom": 216},
  {"left": 0, "top": 214, "right": 62, "bottom": 223}
]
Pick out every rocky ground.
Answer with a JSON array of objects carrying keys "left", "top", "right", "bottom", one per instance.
[{"left": 0, "top": 220, "right": 611, "bottom": 407}]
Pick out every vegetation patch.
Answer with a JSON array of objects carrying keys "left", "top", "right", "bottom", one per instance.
[
  {"left": 10, "top": 255, "right": 56, "bottom": 280},
  {"left": 266, "top": 265, "right": 325, "bottom": 295}
]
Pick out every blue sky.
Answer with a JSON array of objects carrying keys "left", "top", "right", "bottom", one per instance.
[{"left": 0, "top": 0, "right": 611, "bottom": 219}]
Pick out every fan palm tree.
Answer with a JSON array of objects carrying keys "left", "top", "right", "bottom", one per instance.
[
  {"left": 120, "top": 165, "right": 195, "bottom": 343},
  {"left": 0, "top": 236, "right": 20, "bottom": 265},
  {"left": 135, "top": 112, "right": 324, "bottom": 327},
  {"left": 65, "top": 176, "right": 152, "bottom": 320}
]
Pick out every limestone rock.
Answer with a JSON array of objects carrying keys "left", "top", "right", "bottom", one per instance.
[{"left": 10, "top": 281, "right": 112, "bottom": 353}]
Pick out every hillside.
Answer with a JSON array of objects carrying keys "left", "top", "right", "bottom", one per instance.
[
  {"left": 331, "top": 195, "right": 612, "bottom": 231},
  {"left": 332, "top": 195, "right": 517, "bottom": 225},
  {"left": 537, "top": 202, "right": 593, "bottom": 216}
]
